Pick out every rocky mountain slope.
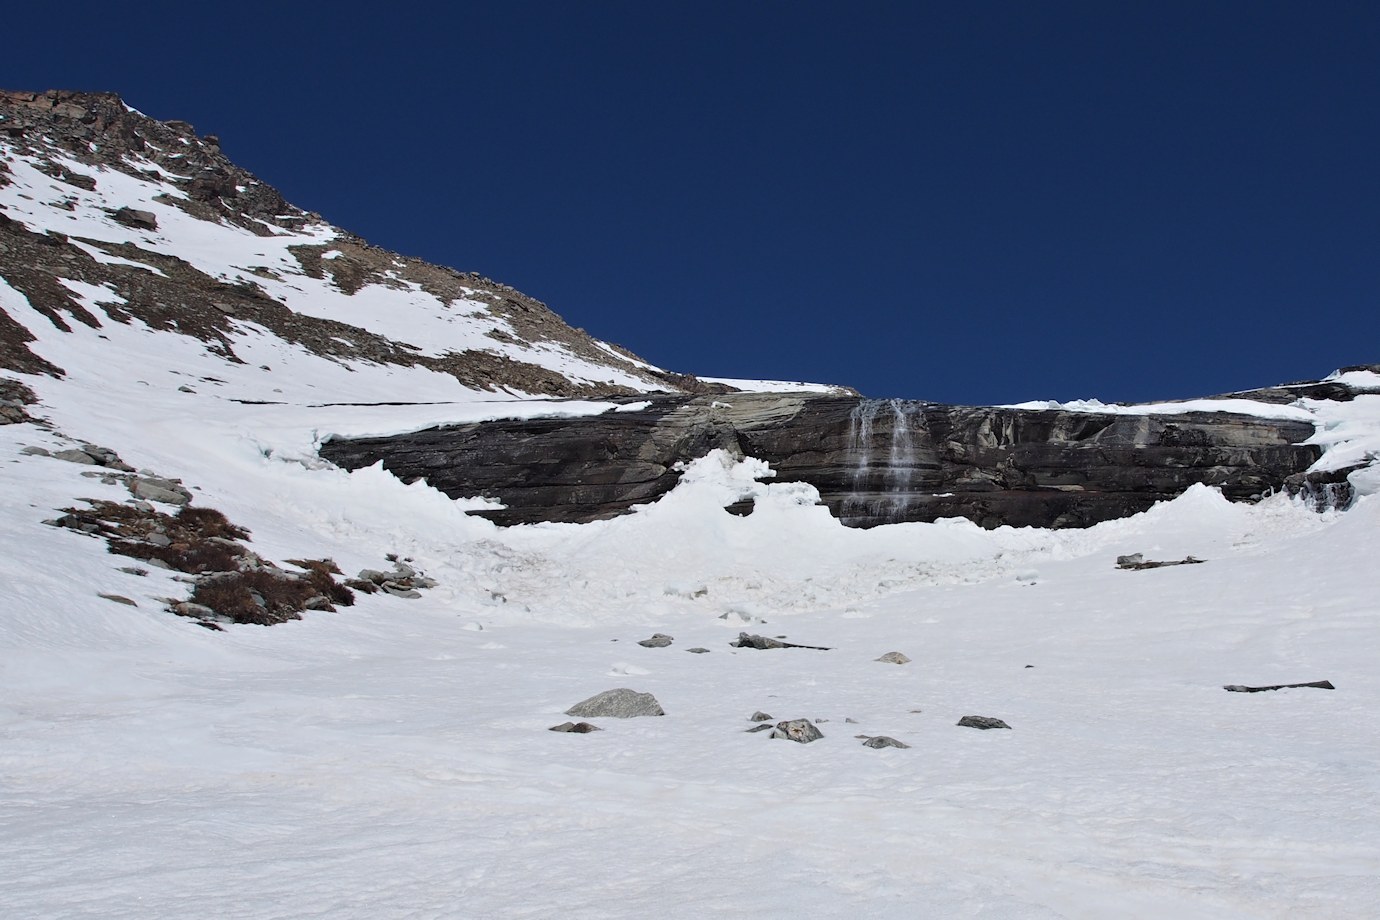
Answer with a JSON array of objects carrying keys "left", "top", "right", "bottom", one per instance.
[{"left": 0, "top": 89, "right": 734, "bottom": 398}]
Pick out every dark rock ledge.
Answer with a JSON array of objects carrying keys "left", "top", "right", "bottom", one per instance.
[{"left": 318, "top": 384, "right": 1337, "bottom": 529}]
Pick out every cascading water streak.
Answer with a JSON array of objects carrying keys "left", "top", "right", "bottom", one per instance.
[{"left": 843, "top": 398, "right": 928, "bottom": 524}]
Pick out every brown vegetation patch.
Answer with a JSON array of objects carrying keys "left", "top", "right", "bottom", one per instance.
[
  {"left": 189, "top": 566, "right": 349, "bottom": 626},
  {"left": 48, "top": 497, "right": 353, "bottom": 626}
]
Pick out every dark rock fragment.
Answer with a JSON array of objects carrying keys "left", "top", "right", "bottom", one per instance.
[
  {"left": 549, "top": 722, "right": 603, "bottom": 733},
  {"left": 731, "top": 632, "right": 831, "bottom": 650},
  {"left": 52, "top": 448, "right": 98, "bottom": 465},
  {"left": 1116, "top": 553, "right": 1205, "bottom": 570},
  {"left": 1224, "top": 680, "right": 1335, "bottom": 693},
  {"left": 957, "top": 716, "right": 1012, "bottom": 730},
  {"left": 638, "top": 633, "right": 673, "bottom": 648},
  {"left": 111, "top": 206, "right": 157, "bottom": 230},
  {"left": 861, "top": 736, "right": 910, "bottom": 749},
  {"left": 732, "top": 632, "right": 784, "bottom": 649}
]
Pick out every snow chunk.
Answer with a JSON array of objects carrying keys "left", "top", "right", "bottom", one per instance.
[{"left": 57, "top": 278, "right": 126, "bottom": 311}]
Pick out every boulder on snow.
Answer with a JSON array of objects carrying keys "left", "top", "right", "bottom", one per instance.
[
  {"left": 52, "top": 447, "right": 99, "bottom": 465},
  {"left": 130, "top": 476, "right": 192, "bottom": 505},
  {"left": 732, "top": 632, "right": 784, "bottom": 649},
  {"left": 861, "top": 735, "right": 910, "bottom": 749},
  {"left": 1116, "top": 553, "right": 1205, "bottom": 570},
  {"left": 81, "top": 444, "right": 132, "bottom": 469},
  {"left": 565, "top": 688, "right": 665, "bottom": 719},
  {"left": 549, "top": 721, "right": 603, "bottom": 733},
  {"left": 112, "top": 206, "right": 157, "bottom": 230},
  {"left": 349, "top": 559, "right": 436, "bottom": 597},
  {"left": 957, "top": 715, "right": 1011, "bottom": 730},
  {"left": 875, "top": 651, "right": 911, "bottom": 664},
  {"left": 731, "top": 632, "right": 832, "bottom": 651},
  {"left": 637, "top": 633, "right": 673, "bottom": 648},
  {"left": 771, "top": 719, "right": 824, "bottom": 743},
  {"left": 749, "top": 711, "right": 773, "bottom": 722}
]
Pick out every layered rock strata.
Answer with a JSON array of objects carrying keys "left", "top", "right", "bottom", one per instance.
[{"left": 319, "top": 390, "right": 1329, "bottom": 529}]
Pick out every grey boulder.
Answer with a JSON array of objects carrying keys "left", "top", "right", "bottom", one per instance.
[
  {"left": 565, "top": 688, "right": 665, "bottom": 719},
  {"left": 861, "top": 735, "right": 910, "bottom": 749},
  {"left": 771, "top": 719, "right": 824, "bottom": 743},
  {"left": 131, "top": 476, "right": 192, "bottom": 505}
]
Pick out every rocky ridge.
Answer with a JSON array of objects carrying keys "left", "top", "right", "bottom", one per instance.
[{"left": 0, "top": 89, "right": 708, "bottom": 396}]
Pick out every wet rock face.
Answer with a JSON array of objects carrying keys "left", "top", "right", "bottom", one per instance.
[{"left": 319, "top": 389, "right": 1325, "bottom": 530}]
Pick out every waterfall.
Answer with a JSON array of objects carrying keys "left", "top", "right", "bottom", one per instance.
[
  {"left": 846, "top": 399, "right": 881, "bottom": 493},
  {"left": 843, "top": 399, "right": 926, "bottom": 524}
]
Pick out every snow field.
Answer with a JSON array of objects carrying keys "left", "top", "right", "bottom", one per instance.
[{"left": 3, "top": 377, "right": 1378, "bottom": 917}]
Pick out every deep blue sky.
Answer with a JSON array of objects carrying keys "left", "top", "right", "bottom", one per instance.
[{"left": 8, "top": 2, "right": 1378, "bottom": 403}]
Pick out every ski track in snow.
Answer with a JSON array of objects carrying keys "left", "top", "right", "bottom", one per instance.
[{"left": 3, "top": 140, "right": 1380, "bottom": 919}]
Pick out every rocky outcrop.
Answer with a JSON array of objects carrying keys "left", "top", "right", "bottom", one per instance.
[{"left": 320, "top": 384, "right": 1334, "bottom": 529}]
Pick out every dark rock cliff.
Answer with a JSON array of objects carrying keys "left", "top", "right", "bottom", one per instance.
[{"left": 318, "top": 382, "right": 1352, "bottom": 529}]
